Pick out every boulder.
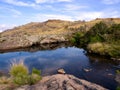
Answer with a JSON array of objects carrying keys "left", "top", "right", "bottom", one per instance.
[{"left": 15, "top": 74, "right": 107, "bottom": 90}]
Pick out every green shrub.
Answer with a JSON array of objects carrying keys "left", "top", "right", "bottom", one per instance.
[
  {"left": 90, "top": 35, "right": 104, "bottom": 43},
  {"left": 70, "top": 32, "right": 84, "bottom": 44},
  {"left": 32, "top": 68, "right": 41, "bottom": 75},
  {"left": 107, "top": 45, "right": 120, "bottom": 58},
  {"left": 79, "top": 22, "right": 120, "bottom": 58},
  {"left": 70, "top": 38, "right": 76, "bottom": 43},
  {"left": 10, "top": 60, "right": 28, "bottom": 77},
  {"left": 29, "top": 73, "right": 41, "bottom": 85},
  {"left": 29, "top": 68, "right": 42, "bottom": 85},
  {"left": 13, "top": 74, "right": 30, "bottom": 85},
  {"left": 9, "top": 60, "right": 41, "bottom": 86}
]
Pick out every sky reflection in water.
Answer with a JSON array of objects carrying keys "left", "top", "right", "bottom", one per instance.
[{"left": 0, "top": 46, "right": 118, "bottom": 90}]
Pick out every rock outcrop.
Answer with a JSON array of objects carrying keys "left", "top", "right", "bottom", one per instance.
[{"left": 16, "top": 74, "right": 107, "bottom": 90}]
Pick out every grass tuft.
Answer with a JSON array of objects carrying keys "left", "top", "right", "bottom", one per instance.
[
  {"left": 9, "top": 60, "right": 41, "bottom": 86},
  {"left": 10, "top": 60, "right": 28, "bottom": 77}
]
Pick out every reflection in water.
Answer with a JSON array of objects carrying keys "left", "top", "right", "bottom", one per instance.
[
  {"left": 0, "top": 45, "right": 119, "bottom": 90},
  {"left": 0, "top": 42, "right": 70, "bottom": 53}
]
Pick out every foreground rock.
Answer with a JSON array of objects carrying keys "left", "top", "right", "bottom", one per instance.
[{"left": 16, "top": 74, "right": 107, "bottom": 90}]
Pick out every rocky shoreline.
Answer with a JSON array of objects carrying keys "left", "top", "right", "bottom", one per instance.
[{"left": 0, "top": 35, "right": 68, "bottom": 51}]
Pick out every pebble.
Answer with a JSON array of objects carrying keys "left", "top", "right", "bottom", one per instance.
[{"left": 83, "top": 68, "right": 92, "bottom": 72}]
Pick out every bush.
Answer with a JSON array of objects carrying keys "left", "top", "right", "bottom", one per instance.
[
  {"left": 29, "top": 68, "right": 41, "bottom": 85},
  {"left": 78, "top": 21, "right": 120, "bottom": 58},
  {"left": 9, "top": 60, "right": 41, "bottom": 86},
  {"left": 107, "top": 45, "right": 120, "bottom": 58},
  {"left": 70, "top": 38, "right": 76, "bottom": 43},
  {"left": 90, "top": 35, "right": 104, "bottom": 43},
  {"left": 10, "top": 60, "right": 28, "bottom": 77},
  {"left": 70, "top": 32, "right": 84, "bottom": 44},
  {"left": 13, "top": 74, "right": 30, "bottom": 85},
  {"left": 32, "top": 68, "right": 41, "bottom": 75}
]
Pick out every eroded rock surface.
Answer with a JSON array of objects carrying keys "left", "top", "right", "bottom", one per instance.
[{"left": 16, "top": 74, "right": 107, "bottom": 90}]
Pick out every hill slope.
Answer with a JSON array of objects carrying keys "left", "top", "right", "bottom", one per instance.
[{"left": 0, "top": 18, "right": 120, "bottom": 50}]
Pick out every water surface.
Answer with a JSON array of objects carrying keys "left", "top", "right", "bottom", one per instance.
[{"left": 0, "top": 45, "right": 119, "bottom": 90}]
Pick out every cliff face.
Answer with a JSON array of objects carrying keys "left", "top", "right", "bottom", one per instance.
[
  {"left": 0, "top": 18, "right": 120, "bottom": 50},
  {"left": 15, "top": 74, "right": 107, "bottom": 90}
]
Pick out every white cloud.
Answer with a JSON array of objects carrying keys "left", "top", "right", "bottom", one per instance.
[
  {"left": 58, "top": 0, "right": 72, "bottom": 2},
  {"left": 74, "top": 11, "right": 103, "bottom": 21},
  {"left": 0, "top": 24, "right": 16, "bottom": 32},
  {"left": 74, "top": 9, "right": 120, "bottom": 21},
  {"left": 102, "top": 10, "right": 120, "bottom": 17},
  {"left": 3, "top": 0, "right": 36, "bottom": 7},
  {"left": 33, "top": 14, "right": 74, "bottom": 21},
  {"left": 102, "top": 0, "right": 120, "bottom": 4},
  {"left": 35, "top": 0, "right": 73, "bottom": 4},
  {"left": 9, "top": 8, "right": 22, "bottom": 18},
  {"left": 10, "top": 9, "right": 21, "bottom": 15},
  {"left": 0, "top": 6, "right": 22, "bottom": 18},
  {"left": 25, "top": 8, "right": 120, "bottom": 23},
  {"left": 64, "top": 4, "right": 88, "bottom": 11},
  {"left": 35, "top": 0, "right": 46, "bottom": 3}
]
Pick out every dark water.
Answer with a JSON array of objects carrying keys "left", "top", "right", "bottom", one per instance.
[{"left": 0, "top": 44, "right": 119, "bottom": 90}]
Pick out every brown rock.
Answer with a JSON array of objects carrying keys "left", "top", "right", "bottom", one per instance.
[
  {"left": 57, "top": 69, "right": 66, "bottom": 74},
  {"left": 15, "top": 74, "right": 107, "bottom": 90},
  {"left": 40, "top": 36, "right": 66, "bottom": 44}
]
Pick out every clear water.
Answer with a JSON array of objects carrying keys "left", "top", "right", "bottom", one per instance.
[{"left": 0, "top": 46, "right": 119, "bottom": 90}]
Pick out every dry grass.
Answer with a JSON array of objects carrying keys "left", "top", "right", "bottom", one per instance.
[
  {"left": 1, "top": 18, "right": 120, "bottom": 38},
  {"left": 87, "top": 42, "right": 110, "bottom": 55},
  {"left": 0, "top": 18, "right": 120, "bottom": 50},
  {"left": 0, "top": 76, "right": 11, "bottom": 84}
]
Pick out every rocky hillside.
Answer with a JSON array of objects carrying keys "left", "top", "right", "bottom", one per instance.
[{"left": 0, "top": 18, "right": 120, "bottom": 50}]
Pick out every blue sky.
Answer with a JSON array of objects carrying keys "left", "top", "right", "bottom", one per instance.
[{"left": 0, "top": 0, "right": 120, "bottom": 32}]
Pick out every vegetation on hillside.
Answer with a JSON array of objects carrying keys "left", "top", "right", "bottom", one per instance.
[
  {"left": 71, "top": 21, "right": 120, "bottom": 59},
  {"left": 0, "top": 18, "right": 120, "bottom": 59}
]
